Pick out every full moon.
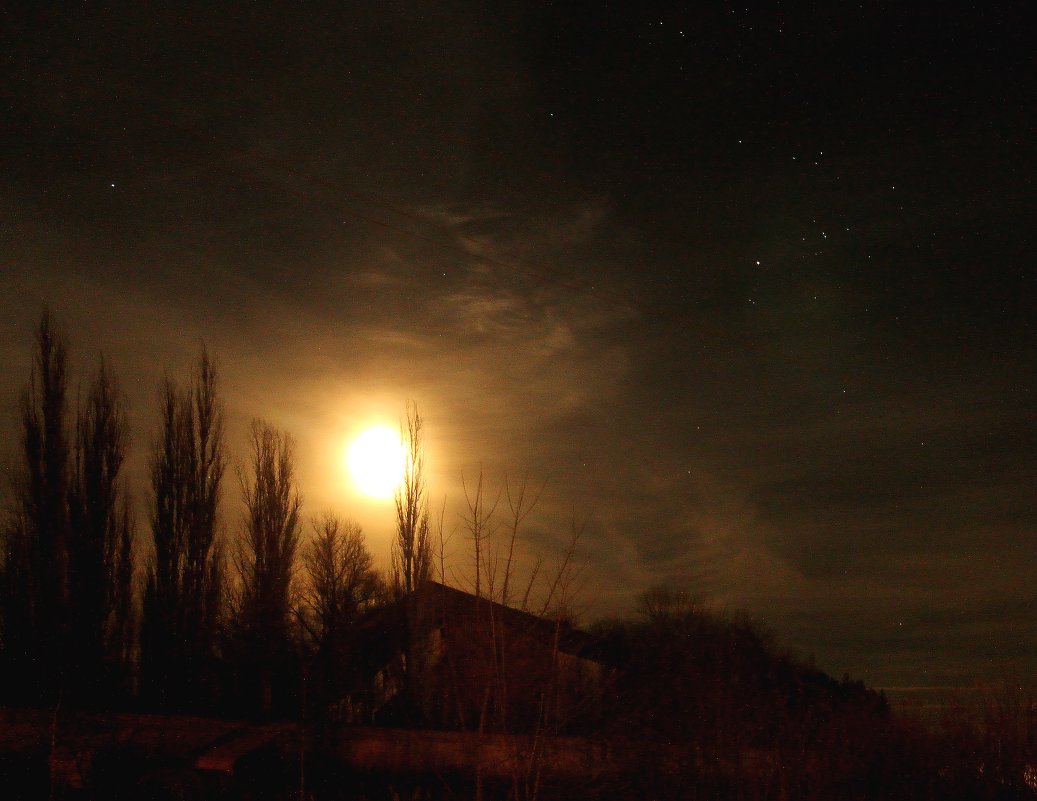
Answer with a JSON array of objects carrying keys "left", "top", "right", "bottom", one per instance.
[{"left": 346, "top": 426, "right": 405, "bottom": 499}]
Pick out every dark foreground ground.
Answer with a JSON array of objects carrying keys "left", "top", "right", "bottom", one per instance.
[{"left": 5, "top": 704, "right": 1037, "bottom": 801}]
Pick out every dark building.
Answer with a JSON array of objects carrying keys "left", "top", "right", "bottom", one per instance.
[{"left": 345, "top": 581, "right": 608, "bottom": 734}]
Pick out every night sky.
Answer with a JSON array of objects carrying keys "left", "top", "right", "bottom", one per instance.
[{"left": 2, "top": 2, "right": 1034, "bottom": 690}]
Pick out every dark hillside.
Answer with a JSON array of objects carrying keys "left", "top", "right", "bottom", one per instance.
[{"left": 590, "top": 593, "right": 927, "bottom": 800}]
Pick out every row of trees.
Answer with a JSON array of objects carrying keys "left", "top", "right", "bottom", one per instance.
[
  {"left": 0, "top": 311, "right": 431, "bottom": 717},
  {"left": 0, "top": 313, "right": 134, "bottom": 706}
]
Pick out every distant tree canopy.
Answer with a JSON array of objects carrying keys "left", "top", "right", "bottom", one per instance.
[{"left": 595, "top": 588, "right": 889, "bottom": 752}]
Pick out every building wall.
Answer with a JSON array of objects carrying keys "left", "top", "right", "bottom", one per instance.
[{"left": 408, "top": 587, "right": 605, "bottom": 733}]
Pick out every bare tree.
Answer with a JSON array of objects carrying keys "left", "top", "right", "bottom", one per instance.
[
  {"left": 233, "top": 419, "right": 302, "bottom": 716},
  {"left": 498, "top": 474, "right": 542, "bottom": 610},
  {"left": 300, "top": 513, "right": 381, "bottom": 714},
  {"left": 141, "top": 347, "right": 225, "bottom": 710},
  {"left": 459, "top": 468, "right": 500, "bottom": 601},
  {"left": 182, "top": 350, "right": 224, "bottom": 660},
  {"left": 391, "top": 402, "right": 431, "bottom": 597},
  {"left": 636, "top": 585, "right": 704, "bottom": 626},
  {"left": 1, "top": 314, "right": 139, "bottom": 706},
  {"left": 142, "top": 377, "right": 187, "bottom": 706},
  {"left": 67, "top": 357, "right": 135, "bottom": 702},
  {"left": 452, "top": 472, "right": 586, "bottom": 801},
  {"left": 1, "top": 310, "right": 71, "bottom": 703},
  {"left": 302, "top": 514, "right": 379, "bottom": 645}
]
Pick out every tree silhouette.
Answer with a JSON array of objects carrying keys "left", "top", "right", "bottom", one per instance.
[
  {"left": 67, "top": 356, "right": 135, "bottom": 704},
  {"left": 141, "top": 347, "right": 225, "bottom": 710},
  {"left": 300, "top": 513, "right": 381, "bottom": 718},
  {"left": 391, "top": 402, "right": 431, "bottom": 597},
  {"left": 1, "top": 310, "right": 71, "bottom": 704},
  {"left": 232, "top": 419, "right": 302, "bottom": 717},
  {"left": 387, "top": 403, "right": 433, "bottom": 724}
]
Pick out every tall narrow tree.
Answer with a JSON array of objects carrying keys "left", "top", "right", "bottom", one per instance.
[
  {"left": 67, "top": 357, "right": 135, "bottom": 703},
  {"left": 182, "top": 350, "right": 224, "bottom": 670},
  {"left": 391, "top": 402, "right": 431, "bottom": 597},
  {"left": 141, "top": 347, "right": 225, "bottom": 710},
  {"left": 1, "top": 311, "right": 71, "bottom": 703},
  {"left": 387, "top": 403, "right": 433, "bottom": 724},
  {"left": 233, "top": 419, "right": 301, "bottom": 716}
]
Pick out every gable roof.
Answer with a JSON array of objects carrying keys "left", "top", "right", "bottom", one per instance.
[
  {"left": 414, "top": 581, "right": 600, "bottom": 659},
  {"left": 356, "top": 580, "right": 602, "bottom": 665}
]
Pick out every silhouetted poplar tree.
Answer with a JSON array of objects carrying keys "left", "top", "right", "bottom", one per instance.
[
  {"left": 386, "top": 403, "right": 433, "bottom": 724},
  {"left": 141, "top": 348, "right": 225, "bottom": 710},
  {"left": 67, "top": 357, "right": 135, "bottom": 703},
  {"left": 1, "top": 311, "right": 71, "bottom": 704},
  {"left": 391, "top": 402, "right": 431, "bottom": 597},
  {"left": 233, "top": 419, "right": 301, "bottom": 717}
]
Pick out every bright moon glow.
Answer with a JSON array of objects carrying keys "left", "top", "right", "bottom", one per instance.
[{"left": 346, "top": 426, "right": 405, "bottom": 500}]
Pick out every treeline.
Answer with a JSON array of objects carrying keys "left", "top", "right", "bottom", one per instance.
[
  {"left": 591, "top": 588, "right": 901, "bottom": 799},
  {"left": 0, "top": 311, "right": 419, "bottom": 718},
  {"left": 589, "top": 590, "right": 1037, "bottom": 801}
]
